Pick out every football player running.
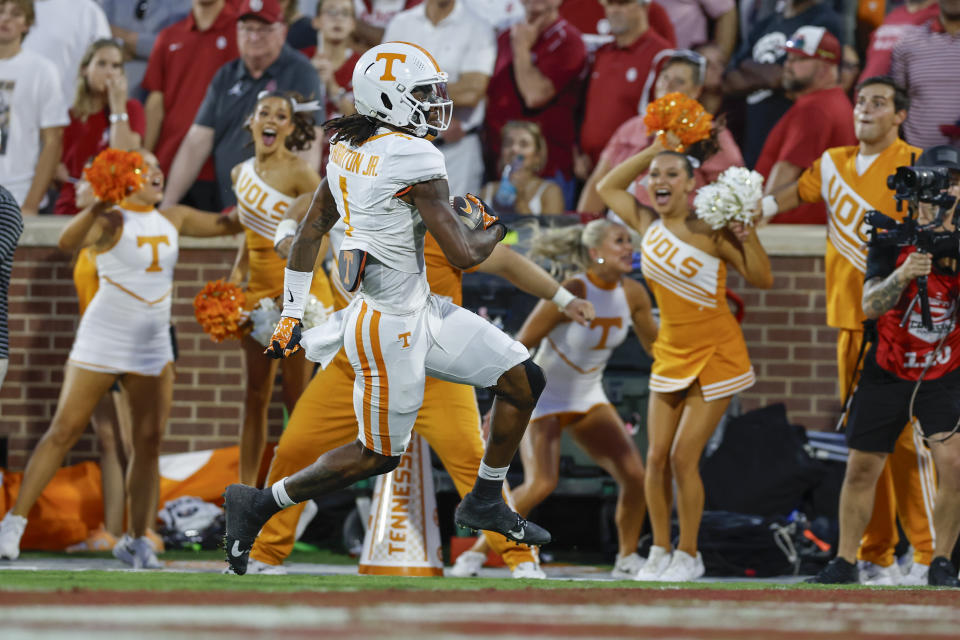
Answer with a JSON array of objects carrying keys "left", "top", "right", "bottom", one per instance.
[{"left": 222, "top": 42, "right": 579, "bottom": 574}]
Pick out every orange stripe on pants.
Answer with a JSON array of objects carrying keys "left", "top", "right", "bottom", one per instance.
[
  {"left": 368, "top": 309, "right": 391, "bottom": 455},
  {"left": 249, "top": 352, "right": 535, "bottom": 570},
  {"left": 354, "top": 302, "right": 375, "bottom": 450}
]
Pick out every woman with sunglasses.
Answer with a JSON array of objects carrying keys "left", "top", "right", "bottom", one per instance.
[{"left": 228, "top": 91, "right": 334, "bottom": 487}]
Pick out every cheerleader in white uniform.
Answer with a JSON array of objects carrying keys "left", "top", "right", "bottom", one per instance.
[
  {"left": 461, "top": 220, "right": 659, "bottom": 578},
  {"left": 0, "top": 151, "right": 242, "bottom": 568}
]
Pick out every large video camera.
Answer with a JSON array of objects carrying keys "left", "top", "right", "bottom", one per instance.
[{"left": 865, "top": 164, "right": 959, "bottom": 331}]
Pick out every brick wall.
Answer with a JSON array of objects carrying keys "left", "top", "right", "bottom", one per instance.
[{"left": 0, "top": 223, "right": 839, "bottom": 470}]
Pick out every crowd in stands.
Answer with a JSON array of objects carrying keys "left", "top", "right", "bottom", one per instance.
[
  {"left": 0, "top": 0, "right": 956, "bottom": 220},
  {"left": 2, "top": 0, "right": 960, "bottom": 583}
]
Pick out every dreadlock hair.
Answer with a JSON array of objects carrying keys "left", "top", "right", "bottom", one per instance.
[
  {"left": 323, "top": 113, "right": 381, "bottom": 147},
  {"left": 246, "top": 91, "right": 317, "bottom": 151},
  {"left": 530, "top": 219, "right": 624, "bottom": 278}
]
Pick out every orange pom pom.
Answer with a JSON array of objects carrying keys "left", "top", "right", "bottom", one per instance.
[
  {"left": 643, "top": 93, "right": 713, "bottom": 152},
  {"left": 193, "top": 280, "right": 248, "bottom": 342},
  {"left": 83, "top": 149, "right": 146, "bottom": 203}
]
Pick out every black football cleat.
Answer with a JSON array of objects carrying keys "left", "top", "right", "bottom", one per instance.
[
  {"left": 454, "top": 492, "right": 551, "bottom": 546},
  {"left": 928, "top": 557, "right": 960, "bottom": 587},
  {"left": 222, "top": 484, "right": 267, "bottom": 576},
  {"left": 805, "top": 557, "right": 859, "bottom": 584}
]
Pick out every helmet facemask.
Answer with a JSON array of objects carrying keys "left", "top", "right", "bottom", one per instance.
[{"left": 403, "top": 80, "right": 453, "bottom": 138}]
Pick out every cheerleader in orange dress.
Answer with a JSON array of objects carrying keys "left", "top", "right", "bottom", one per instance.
[
  {"left": 229, "top": 92, "right": 334, "bottom": 486},
  {"left": 598, "top": 138, "right": 773, "bottom": 582}
]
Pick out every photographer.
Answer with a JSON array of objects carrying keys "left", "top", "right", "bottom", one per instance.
[
  {"left": 810, "top": 145, "right": 960, "bottom": 587},
  {"left": 765, "top": 76, "right": 933, "bottom": 585}
]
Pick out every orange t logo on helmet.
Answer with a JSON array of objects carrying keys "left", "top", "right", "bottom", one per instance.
[{"left": 376, "top": 52, "right": 407, "bottom": 81}]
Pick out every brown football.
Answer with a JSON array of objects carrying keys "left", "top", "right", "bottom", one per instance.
[{"left": 451, "top": 195, "right": 484, "bottom": 230}]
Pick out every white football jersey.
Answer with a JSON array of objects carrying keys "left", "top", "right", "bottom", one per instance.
[{"left": 326, "top": 128, "right": 446, "bottom": 312}]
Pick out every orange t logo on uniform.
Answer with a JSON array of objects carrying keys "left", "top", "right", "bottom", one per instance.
[
  {"left": 398, "top": 332, "right": 411, "bottom": 348},
  {"left": 590, "top": 317, "right": 623, "bottom": 350},
  {"left": 137, "top": 235, "right": 170, "bottom": 272},
  {"left": 376, "top": 52, "right": 407, "bottom": 81}
]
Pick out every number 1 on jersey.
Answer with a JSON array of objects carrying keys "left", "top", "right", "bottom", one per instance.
[{"left": 339, "top": 175, "right": 353, "bottom": 237}]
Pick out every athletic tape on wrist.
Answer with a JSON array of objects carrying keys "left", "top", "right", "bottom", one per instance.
[
  {"left": 478, "top": 462, "right": 509, "bottom": 481},
  {"left": 551, "top": 286, "right": 576, "bottom": 310},
  {"left": 273, "top": 218, "right": 297, "bottom": 248},
  {"left": 271, "top": 478, "right": 297, "bottom": 508},
  {"left": 282, "top": 267, "right": 312, "bottom": 319}
]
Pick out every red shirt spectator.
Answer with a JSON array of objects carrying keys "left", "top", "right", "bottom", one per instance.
[
  {"left": 560, "top": 0, "right": 675, "bottom": 50},
  {"left": 142, "top": 2, "right": 239, "bottom": 180},
  {"left": 486, "top": 15, "right": 587, "bottom": 183},
  {"left": 756, "top": 86, "right": 855, "bottom": 223},
  {"left": 580, "top": 26, "right": 671, "bottom": 164},
  {"left": 859, "top": 1, "right": 939, "bottom": 81},
  {"left": 55, "top": 101, "right": 146, "bottom": 215}
]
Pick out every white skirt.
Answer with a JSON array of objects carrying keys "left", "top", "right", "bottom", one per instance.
[{"left": 68, "top": 281, "right": 174, "bottom": 377}]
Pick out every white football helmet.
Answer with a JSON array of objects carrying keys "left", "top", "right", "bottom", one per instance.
[{"left": 352, "top": 41, "right": 453, "bottom": 138}]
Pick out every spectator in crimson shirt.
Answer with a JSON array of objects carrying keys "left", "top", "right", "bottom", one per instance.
[
  {"left": 577, "top": 49, "right": 742, "bottom": 213},
  {"left": 486, "top": 0, "right": 587, "bottom": 208},
  {"left": 859, "top": 0, "right": 939, "bottom": 81},
  {"left": 578, "top": 0, "right": 670, "bottom": 176},
  {"left": 142, "top": 0, "right": 239, "bottom": 211},
  {"left": 724, "top": 0, "right": 848, "bottom": 168},
  {"left": 559, "top": 0, "right": 675, "bottom": 51},
  {"left": 756, "top": 26, "right": 856, "bottom": 224},
  {"left": 55, "top": 39, "right": 145, "bottom": 215}
]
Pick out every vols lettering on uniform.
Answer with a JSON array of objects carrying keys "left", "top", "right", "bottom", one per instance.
[
  {"left": 641, "top": 222, "right": 719, "bottom": 309},
  {"left": 330, "top": 142, "right": 381, "bottom": 177},
  {"left": 234, "top": 161, "right": 291, "bottom": 241},
  {"left": 820, "top": 153, "right": 875, "bottom": 273},
  {"left": 136, "top": 235, "right": 170, "bottom": 272}
]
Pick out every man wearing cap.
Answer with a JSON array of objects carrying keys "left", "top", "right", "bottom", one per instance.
[
  {"left": 754, "top": 25, "right": 855, "bottom": 225},
  {"left": 724, "top": 0, "right": 848, "bottom": 168},
  {"left": 161, "top": 0, "right": 323, "bottom": 210},
  {"left": 763, "top": 76, "right": 937, "bottom": 586},
  {"left": 808, "top": 145, "right": 960, "bottom": 588}
]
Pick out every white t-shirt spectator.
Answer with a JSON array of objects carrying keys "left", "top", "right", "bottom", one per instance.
[
  {"left": 463, "top": 0, "right": 524, "bottom": 33},
  {"left": 23, "top": 0, "right": 111, "bottom": 104},
  {"left": 383, "top": 0, "right": 496, "bottom": 195},
  {"left": 0, "top": 50, "right": 69, "bottom": 205}
]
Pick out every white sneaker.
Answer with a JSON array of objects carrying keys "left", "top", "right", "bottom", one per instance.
[
  {"left": 658, "top": 550, "right": 705, "bottom": 582},
  {"left": 113, "top": 534, "right": 163, "bottom": 570},
  {"left": 858, "top": 561, "right": 901, "bottom": 586},
  {"left": 899, "top": 562, "right": 929, "bottom": 586},
  {"left": 223, "top": 558, "right": 287, "bottom": 575},
  {"left": 0, "top": 511, "right": 27, "bottom": 560},
  {"left": 611, "top": 552, "right": 645, "bottom": 579},
  {"left": 512, "top": 561, "right": 546, "bottom": 579},
  {"left": 449, "top": 550, "right": 486, "bottom": 577},
  {"left": 634, "top": 546, "right": 671, "bottom": 581}
]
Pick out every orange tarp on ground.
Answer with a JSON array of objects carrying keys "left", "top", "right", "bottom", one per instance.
[{"left": 0, "top": 445, "right": 275, "bottom": 551}]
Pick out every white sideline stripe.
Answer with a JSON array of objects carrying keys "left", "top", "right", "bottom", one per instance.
[{"left": 4, "top": 601, "right": 960, "bottom": 635}]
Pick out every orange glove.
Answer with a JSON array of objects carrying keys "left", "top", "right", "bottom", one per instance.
[
  {"left": 264, "top": 317, "right": 303, "bottom": 359},
  {"left": 464, "top": 193, "right": 500, "bottom": 230}
]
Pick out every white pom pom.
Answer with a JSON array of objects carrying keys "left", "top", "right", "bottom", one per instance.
[
  {"left": 693, "top": 167, "right": 765, "bottom": 229},
  {"left": 249, "top": 297, "right": 281, "bottom": 347},
  {"left": 302, "top": 294, "right": 331, "bottom": 330}
]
